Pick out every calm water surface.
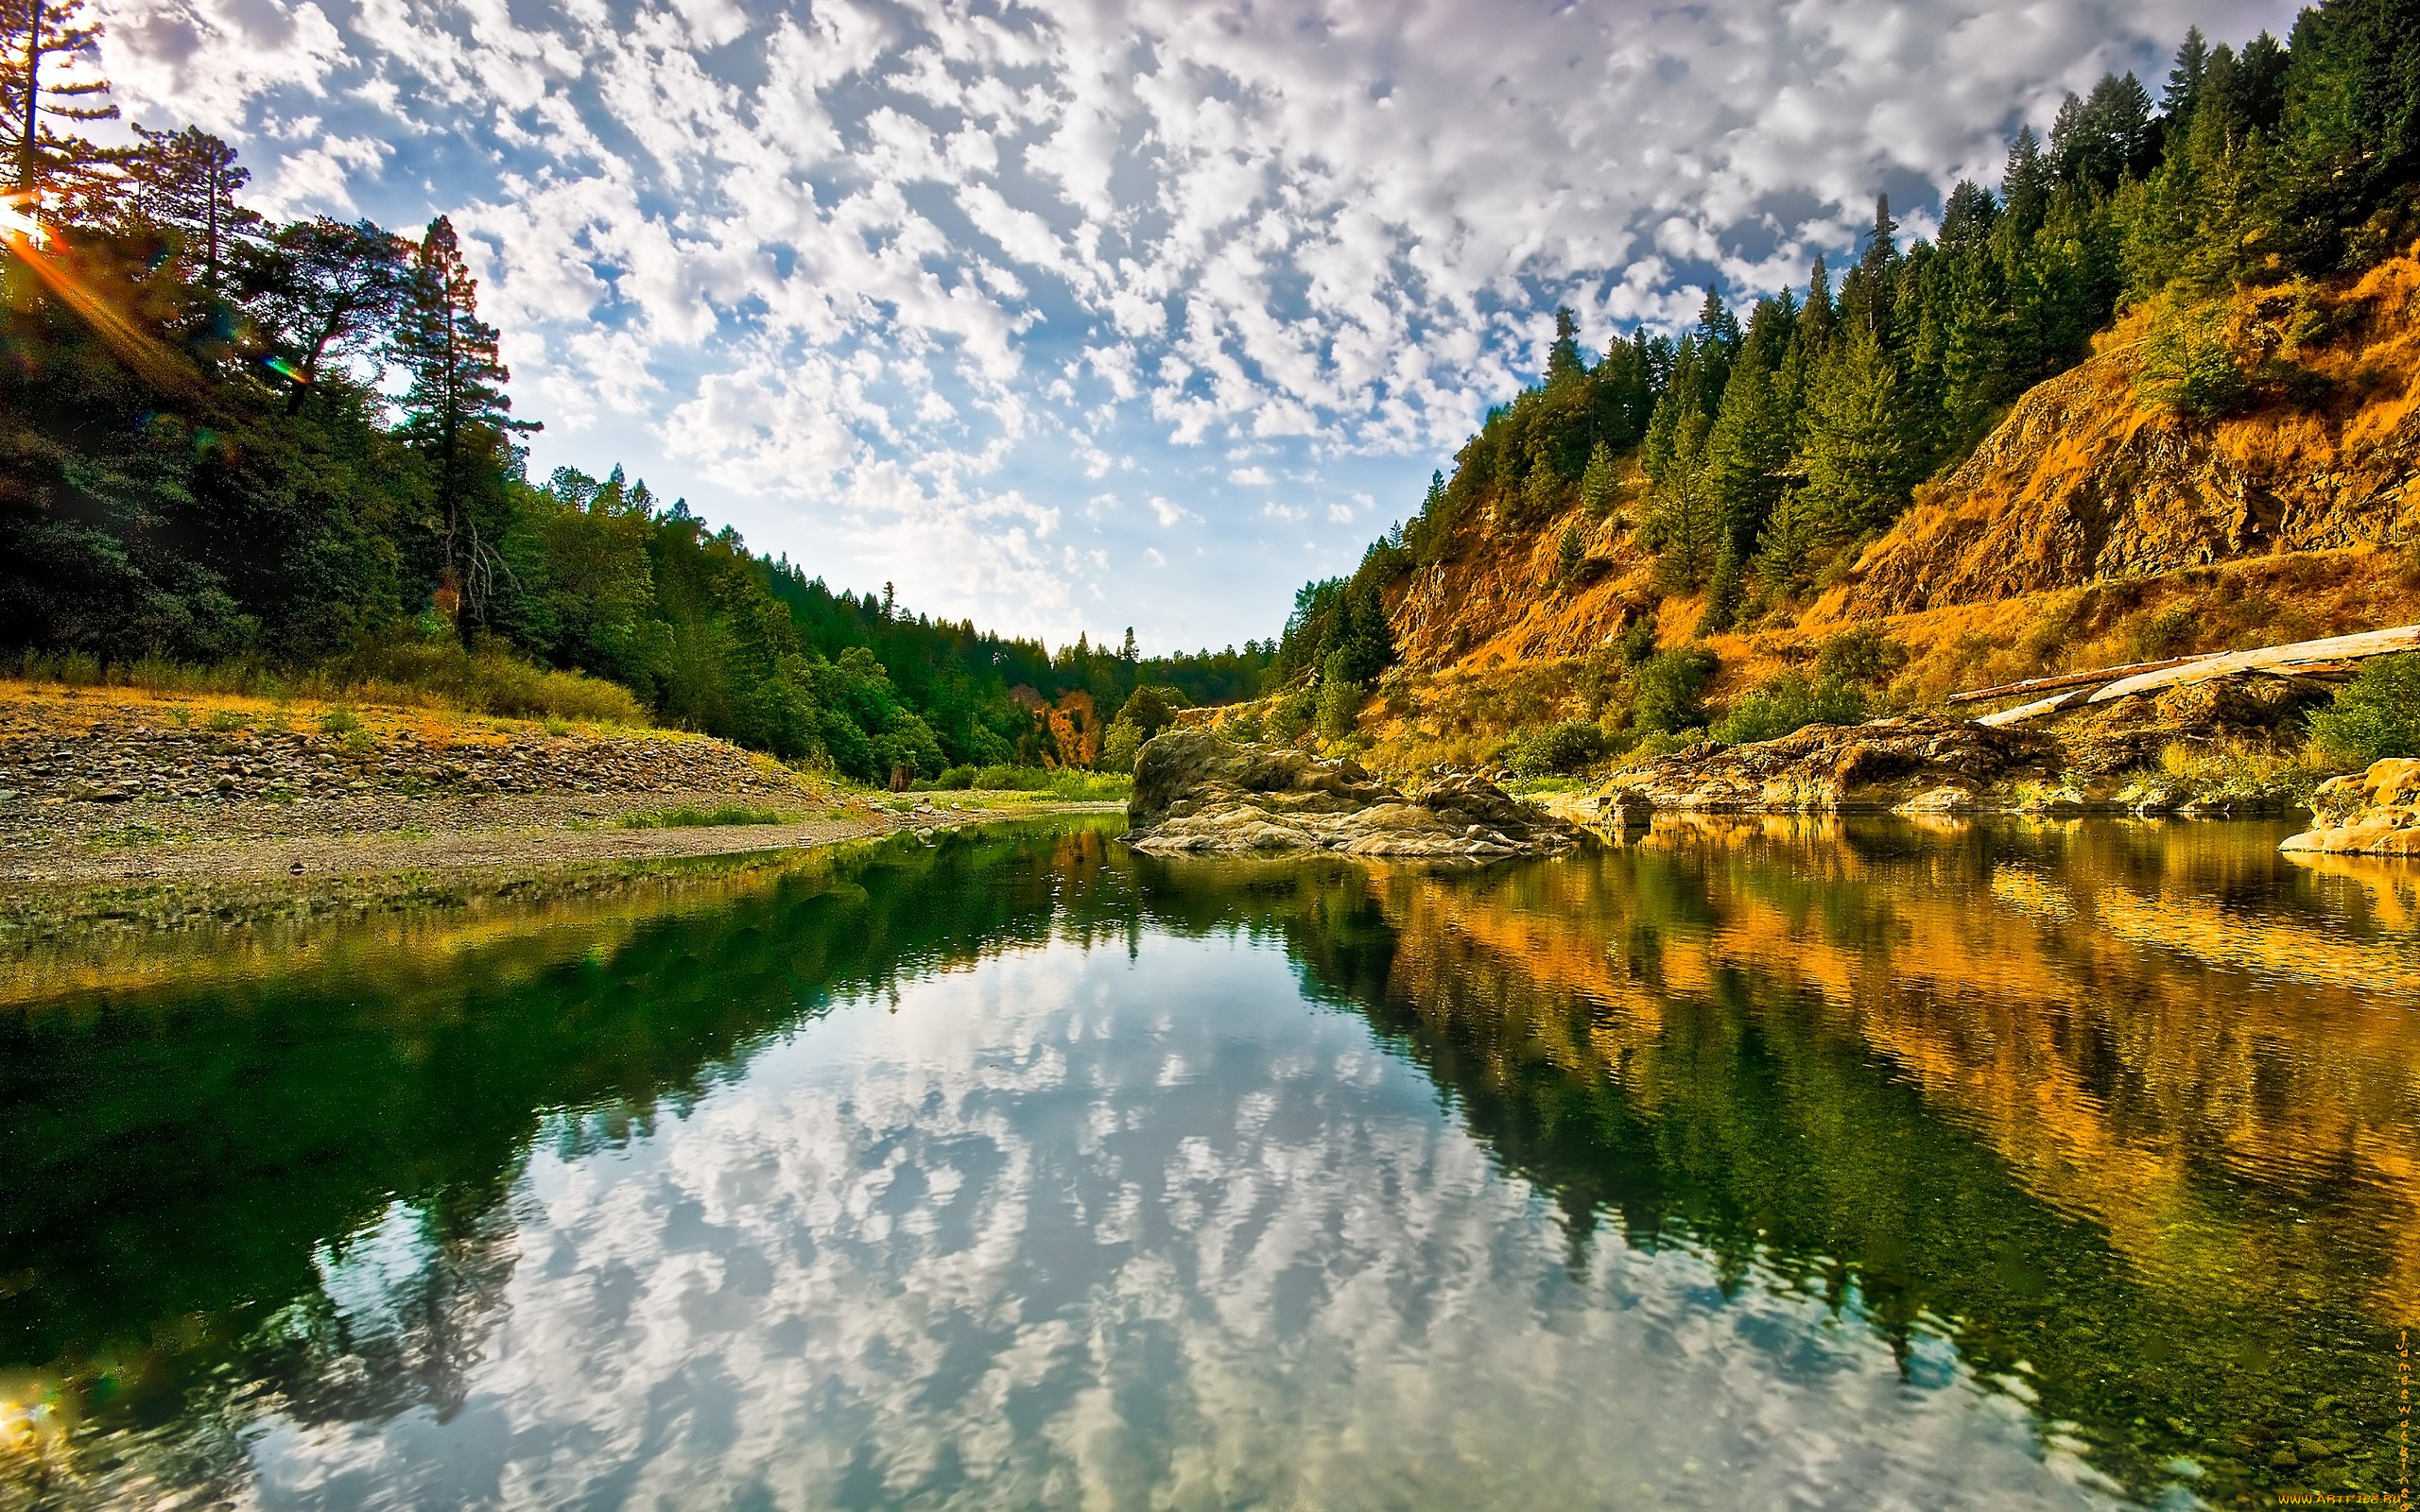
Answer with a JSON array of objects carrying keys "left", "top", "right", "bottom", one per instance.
[{"left": 3, "top": 816, "right": 2416, "bottom": 1509}]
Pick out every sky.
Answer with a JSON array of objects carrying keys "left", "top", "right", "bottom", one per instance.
[{"left": 91, "top": 0, "right": 2299, "bottom": 654}]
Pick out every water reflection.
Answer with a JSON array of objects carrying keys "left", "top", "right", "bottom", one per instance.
[{"left": 1, "top": 816, "right": 2413, "bottom": 1508}]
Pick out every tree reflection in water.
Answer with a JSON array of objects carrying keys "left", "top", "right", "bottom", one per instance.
[{"left": 1, "top": 816, "right": 2411, "bottom": 1508}]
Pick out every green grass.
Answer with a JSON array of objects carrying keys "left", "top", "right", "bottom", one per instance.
[
  {"left": 619, "top": 803, "right": 795, "bottom": 830},
  {"left": 10, "top": 638, "right": 647, "bottom": 725},
  {"left": 916, "top": 765, "right": 1132, "bottom": 801}
]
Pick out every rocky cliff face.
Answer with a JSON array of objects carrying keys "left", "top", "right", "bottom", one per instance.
[
  {"left": 1350, "top": 251, "right": 2420, "bottom": 766},
  {"left": 1820, "top": 256, "right": 2420, "bottom": 623}
]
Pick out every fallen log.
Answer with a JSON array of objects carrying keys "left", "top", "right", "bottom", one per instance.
[
  {"left": 2084, "top": 624, "right": 2420, "bottom": 703},
  {"left": 1949, "top": 652, "right": 2225, "bottom": 706},
  {"left": 1961, "top": 625, "right": 2420, "bottom": 726}
]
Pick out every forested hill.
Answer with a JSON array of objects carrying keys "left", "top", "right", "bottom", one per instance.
[
  {"left": 0, "top": 2, "right": 1270, "bottom": 782},
  {"left": 1270, "top": 0, "right": 2420, "bottom": 744}
]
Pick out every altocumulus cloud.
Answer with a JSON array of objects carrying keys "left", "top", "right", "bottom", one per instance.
[{"left": 95, "top": 0, "right": 2293, "bottom": 648}]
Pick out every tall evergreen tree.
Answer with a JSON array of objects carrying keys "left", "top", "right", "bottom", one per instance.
[
  {"left": 1579, "top": 440, "right": 1619, "bottom": 520},
  {"left": 393, "top": 215, "right": 534, "bottom": 627},
  {"left": 2165, "top": 27, "right": 2212, "bottom": 118},
  {"left": 123, "top": 125, "right": 259, "bottom": 289},
  {"left": 0, "top": 0, "right": 116, "bottom": 199},
  {"left": 1547, "top": 304, "right": 1585, "bottom": 382},
  {"left": 1797, "top": 330, "right": 1917, "bottom": 539}
]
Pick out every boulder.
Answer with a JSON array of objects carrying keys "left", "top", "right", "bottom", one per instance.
[
  {"left": 1594, "top": 714, "right": 2062, "bottom": 814},
  {"left": 1125, "top": 729, "right": 1576, "bottom": 859},
  {"left": 2280, "top": 758, "right": 2420, "bottom": 855}
]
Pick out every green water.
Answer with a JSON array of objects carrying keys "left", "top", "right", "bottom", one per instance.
[{"left": 2, "top": 816, "right": 2415, "bottom": 1509}]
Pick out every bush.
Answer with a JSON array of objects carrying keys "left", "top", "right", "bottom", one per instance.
[
  {"left": 1316, "top": 676, "right": 1365, "bottom": 739},
  {"left": 621, "top": 804, "right": 791, "bottom": 829},
  {"left": 1630, "top": 645, "right": 1719, "bottom": 735},
  {"left": 1269, "top": 687, "right": 1317, "bottom": 743},
  {"left": 2135, "top": 299, "right": 2250, "bottom": 421},
  {"left": 2308, "top": 654, "right": 2420, "bottom": 765},
  {"left": 1812, "top": 626, "right": 1907, "bottom": 687},
  {"left": 1714, "top": 672, "right": 1865, "bottom": 746},
  {"left": 1505, "top": 720, "right": 1610, "bottom": 777},
  {"left": 934, "top": 765, "right": 977, "bottom": 790}
]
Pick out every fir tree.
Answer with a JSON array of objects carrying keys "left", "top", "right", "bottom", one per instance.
[
  {"left": 2001, "top": 127, "right": 2052, "bottom": 237},
  {"left": 1, "top": 0, "right": 116, "bottom": 199},
  {"left": 1547, "top": 304, "right": 1585, "bottom": 382},
  {"left": 393, "top": 215, "right": 535, "bottom": 626},
  {"left": 123, "top": 125, "right": 259, "bottom": 289},
  {"left": 1798, "top": 330, "right": 1917, "bottom": 538},
  {"left": 2166, "top": 27, "right": 2212, "bottom": 118},
  {"left": 1579, "top": 440, "right": 1619, "bottom": 520}
]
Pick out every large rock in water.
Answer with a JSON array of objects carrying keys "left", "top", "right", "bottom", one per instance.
[
  {"left": 2281, "top": 759, "right": 2420, "bottom": 855},
  {"left": 1125, "top": 729, "right": 1576, "bottom": 858},
  {"left": 1593, "top": 714, "right": 2063, "bottom": 814}
]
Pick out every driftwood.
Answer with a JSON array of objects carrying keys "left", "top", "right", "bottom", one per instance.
[
  {"left": 1948, "top": 653, "right": 2223, "bottom": 706},
  {"left": 1969, "top": 624, "right": 2420, "bottom": 728}
]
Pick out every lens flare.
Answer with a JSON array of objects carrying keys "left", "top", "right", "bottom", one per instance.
[{"left": 4, "top": 221, "right": 196, "bottom": 392}]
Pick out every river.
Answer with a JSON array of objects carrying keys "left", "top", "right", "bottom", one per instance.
[{"left": 3, "top": 816, "right": 2414, "bottom": 1509}]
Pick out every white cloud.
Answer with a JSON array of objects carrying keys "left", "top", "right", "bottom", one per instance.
[{"left": 94, "top": 0, "right": 2300, "bottom": 644}]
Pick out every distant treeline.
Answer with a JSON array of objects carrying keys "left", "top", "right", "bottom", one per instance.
[
  {"left": 0, "top": 1, "right": 1271, "bottom": 779},
  {"left": 1278, "top": 0, "right": 2420, "bottom": 688}
]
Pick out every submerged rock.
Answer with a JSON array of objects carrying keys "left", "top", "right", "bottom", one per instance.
[
  {"left": 2281, "top": 759, "right": 2420, "bottom": 855},
  {"left": 1593, "top": 715, "right": 2063, "bottom": 814},
  {"left": 1125, "top": 729, "right": 1576, "bottom": 858}
]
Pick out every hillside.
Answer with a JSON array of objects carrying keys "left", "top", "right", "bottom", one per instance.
[
  {"left": 1248, "top": 250, "right": 2420, "bottom": 776},
  {"left": 1826, "top": 256, "right": 2420, "bottom": 620}
]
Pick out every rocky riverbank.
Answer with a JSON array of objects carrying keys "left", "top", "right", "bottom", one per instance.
[
  {"left": 1581, "top": 673, "right": 2343, "bottom": 818},
  {"left": 1127, "top": 729, "right": 1576, "bottom": 858},
  {"left": 2282, "top": 759, "right": 2420, "bottom": 855},
  {"left": 0, "top": 680, "right": 1104, "bottom": 888}
]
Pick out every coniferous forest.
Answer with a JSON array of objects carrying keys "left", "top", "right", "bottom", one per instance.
[
  {"left": 1278, "top": 1, "right": 2420, "bottom": 700},
  {"left": 0, "top": 0, "right": 1270, "bottom": 781}
]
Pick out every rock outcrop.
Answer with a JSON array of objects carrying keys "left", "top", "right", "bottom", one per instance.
[
  {"left": 1125, "top": 729, "right": 1576, "bottom": 858},
  {"left": 2281, "top": 759, "right": 2420, "bottom": 855},
  {"left": 1592, "top": 715, "right": 2063, "bottom": 814}
]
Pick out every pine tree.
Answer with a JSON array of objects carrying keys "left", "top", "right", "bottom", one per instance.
[
  {"left": 1579, "top": 440, "right": 1619, "bottom": 520},
  {"left": 1645, "top": 393, "right": 1717, "bottom": 587},
  {"left": 1703, "top": 356, "right": 1789, "bottom": 561},
  {"left": 2001, "top": 127, "right": 2052, "bottom": 238},
  {"left": 122, "top": 125, "right": 259, "bottom": 288},
  {"left": 393, "top": 215, "right": 535, "bottom": 626},
  {"left": 1798, "top": 330, "right": 1917, "bottom": 538},
  {"left": 246, "top": 217, "right": 410, "bottom": 414},
  {"left": 1547, "top": 304, "right": 1585, "bottom": 383},
  {"left": 1, "top": 0, "right": 117, "bottom": 200},
  {"left": 2166, "top": 27, "right": 2212, "bottom": 118},
  {"left": 1751, "top": 487, "right": 1823, "bottom": 593}
]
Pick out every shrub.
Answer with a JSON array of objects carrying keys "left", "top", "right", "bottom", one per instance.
[
  {"left": 2135, "top": 299, "right": 2250, "bottom": 421},
  {"left": 934, "top": 765, "right": 977, "bottom": 790},
  {"left": 1630, "top": 645, "right": 1719, "bottom": 735},
  {"left": 1812, "top": 626, "right": 1907, "bottom": 687},
  {"left": 319, "top": 707, "right": 362, "bottom": 735},
  {"left": 621, "top": 804, "right": 791, "bottom": 829},
  {"left": 1505, "top": 721, "right": 1610, "bottom": 777},
  {"left": 1554, "top": 524, "right": 1584, "bottom": 583},
  {"left": 2308, "top": 654, "right": 2420, "bottom": 765},
  {"left": 1316, "top": 676, "right": 1365, "bottom": 739},
  {"left": 1714, "top": 673, "right": 1865, "bottom": 746},
  {"left": 1269, "top": 687, "right": 1317, "bottom": 743}
]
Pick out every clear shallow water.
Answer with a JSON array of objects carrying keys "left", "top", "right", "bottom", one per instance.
[{"left": 2, "top": 816, "right": 2416, "bottom": 1509}]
